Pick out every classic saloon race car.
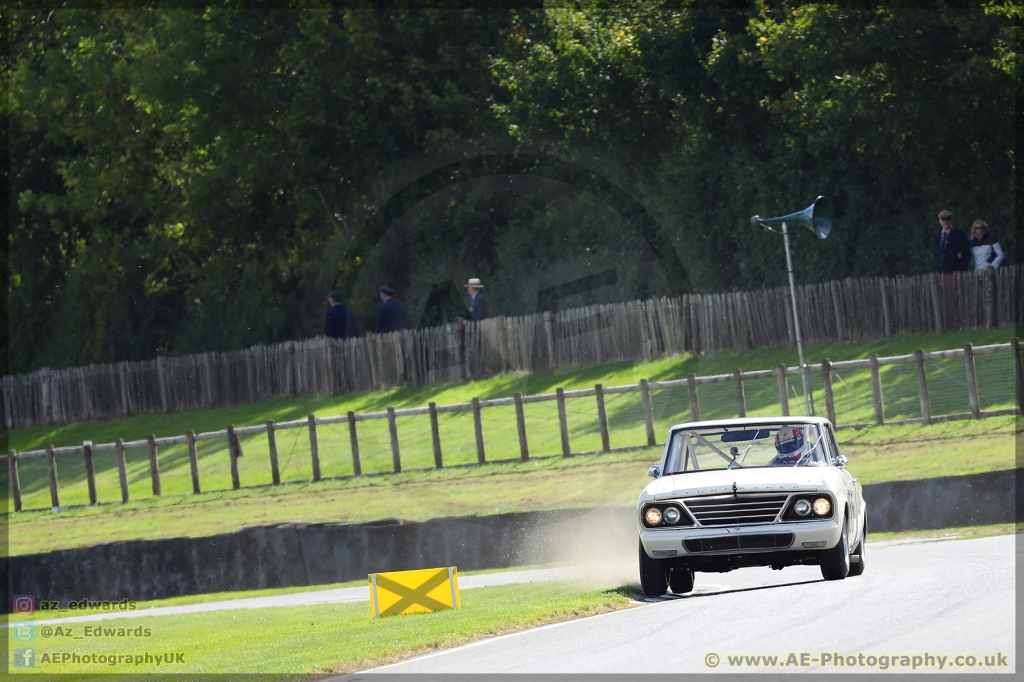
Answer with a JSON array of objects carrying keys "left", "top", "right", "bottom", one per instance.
[{"left": 638, "top": 417, "right": 866, "bottom": 597}]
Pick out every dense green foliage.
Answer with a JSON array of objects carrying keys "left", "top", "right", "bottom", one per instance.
[{"left": 7, "top": 2, "right": 1017, "bottom": 373}]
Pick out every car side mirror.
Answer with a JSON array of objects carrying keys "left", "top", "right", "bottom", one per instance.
[
  {"left": 835, "top": 454, "right": 848, "bottom": 469},
  {"left": 648, "top": 465, "right": 661, "bottom": 478}
]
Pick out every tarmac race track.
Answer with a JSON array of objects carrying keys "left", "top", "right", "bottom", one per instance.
[{"left": 356, "top": 535, "right": 1018, "bottom": 675}]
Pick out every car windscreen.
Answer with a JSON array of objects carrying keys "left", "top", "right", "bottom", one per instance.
[{"left": 663, "top": 423, "right": 832, "bottom": 474}]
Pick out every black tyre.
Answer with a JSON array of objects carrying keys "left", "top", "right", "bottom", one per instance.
[
  {"left": 669, "top": 566, "right": 694, "bottom": 594},
  {"left": 820, "top": 520, "right": 850, "bottom": 581},
  {"left": 639, "top": 540, "right": 668, "bottom": 597},
  {"left": 848, "top": 516, "right": 867, "bottom": 577}
]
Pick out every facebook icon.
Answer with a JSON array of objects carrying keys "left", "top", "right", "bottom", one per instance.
[{"left": 13, "top": 647, "right": 35, "bottom": 668}]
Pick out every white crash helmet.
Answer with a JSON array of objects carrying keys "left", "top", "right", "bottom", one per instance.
[{"left": 774, "top": 425, "right": 808, "bottom": 464}]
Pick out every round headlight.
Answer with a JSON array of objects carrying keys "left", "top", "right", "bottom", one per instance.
[
  {"left": 663, "top": 506, "right": 681, "bottom": 525},
  {"left": 812, "top": 497, "right": 831, "bottom": 516},
  {"left": 794, "top": 499, "right": 811, "bottom": 516},
  {"left": 644, "top": 507, "right": 663, "bottom": 525}
]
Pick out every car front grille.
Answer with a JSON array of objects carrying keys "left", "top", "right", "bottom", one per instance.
[
  {"left": 682, "top": 493, "right": 789, "bottom": 527},
  {"left": 684, "top": 532, "right": 795, "bottom": 554}
]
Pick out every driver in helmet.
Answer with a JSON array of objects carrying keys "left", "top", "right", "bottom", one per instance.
[{"left": 769, "top": 425, "right": 809, "bottom": 466}]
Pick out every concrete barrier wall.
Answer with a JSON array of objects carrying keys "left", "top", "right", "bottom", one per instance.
[{"left": 4, "top": 469, "right": 1020, "bottom": 612}]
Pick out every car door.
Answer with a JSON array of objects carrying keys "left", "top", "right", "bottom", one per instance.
[{"left": 826, "top": 424, "right": 862, "bottom": 536}]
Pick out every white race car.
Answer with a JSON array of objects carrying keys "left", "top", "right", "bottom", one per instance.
[{"left": 638, "top": 416, "right": 866, "bottom": 596}]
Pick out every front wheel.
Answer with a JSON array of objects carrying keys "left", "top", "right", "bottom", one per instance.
[
  {"left": 848, "top": 516, "right": 867, "bottom": 577},
  {"left": 820, "top": 521, "right": 850, "bottom": 581},
  {"left": 639, "top": 540, "right": 668, "bottom": 597}
]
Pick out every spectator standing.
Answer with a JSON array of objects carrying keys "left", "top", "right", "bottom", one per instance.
[
  {"left": 933, "top": 210, "right": 970, "bottom": 273},
  {"left": 373, "top": 284, "right": 412, "bottom": 334},
  {"left": 324, "top": 290, "right": 359, "bottom": 339},
  {"left": 969, "top": 220, "right": 1004, "bottom": 270},
  {"left": 458, "top": 277, "right": 489, "bottom": 324}
]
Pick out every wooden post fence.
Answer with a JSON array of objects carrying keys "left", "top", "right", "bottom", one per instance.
[
  {"left": 869, "top": 353, "right": 884, "bottom": 426},
  {"left": 1013, "top": 337, "right": 1024, "bottom": 414},
  {"left": 429, "top": 402, "right": 443, "bottom": 469},
  {"left": 915, "top": 349, "right": 932, "bottom": 425},
  {"left": 472, "top": 398, "right": 486, "bottom": 464},
  {"left": 733, "top": 369, "right": 746, "bottom": 418},
  {"left": 83, "top": 441, "right": 97, "bottom": 505},
  {"left": 8, "top": 450, "right": 22, "bottom": 512},
  {"left": 963, "top": 343, "right": 981, "bottom": 419},
  {"left": 640, "top": 379, "right": 657, "bottom": 446},
  {"left": 308, "top": 414, "right": 321, "bottom": 482},
  {"left": 687, "top": 373, "right": 700, "bottom": 421},
  {"left": 227, "top": 424, "right": 241, "bottom": 489},
  {"left": 115, "top": 437, "right": 129, "bottom": 503},
  {"left": 514, "top": 392, "right": 530, "bottom": 461},
  {"left": 387, "top": 406, "right": 401, "bottom": 473},
  {"left": 45, "top": 443, "right": 59, "bottom": 508},
  {"left": 556, "top": 388, "right": 571, "bottom": 457},
  {"left": 821, "top": 359, "right": 837, "bottom": 427},
  {"left": 595, "top": 383, "right": 611, "bottom": 452},
  {"left": 776, "top": 364, "right": 790, "bottom": 416},
  {"left": 347, "top": 411, "right": 362, "bottom": 476},
  {"left": 147, "top": 434, "right": 161, "bottom": 496},
  {"left": 187, "top": 429, "right": 201, "bottom": 493}
]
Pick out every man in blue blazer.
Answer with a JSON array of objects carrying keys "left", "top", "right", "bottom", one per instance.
[
  {"left": 458, "top": 277, "right": 489, "bottom": 324},
  {"left": 933, "top": 210, "right": 970, "bottom": 273},
  {"left": 324, "top": 290, "right": 359, "bottom": 339},
  {"left": 374, "top": 284, "right": 413, "bottom": 334}
]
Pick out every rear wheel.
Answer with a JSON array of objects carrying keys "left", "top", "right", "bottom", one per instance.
[
  {"left": 669, "top": 566, "right": 694, "bottom": 594},
  {"left": 848, "top": 516, "right": 867, "bottom": 577},
  {"left": 820, "top": 521, "right": 850, "bottom": 581},
  {"left": 639, "top": 541, "right": 668, "bottom": 597}
]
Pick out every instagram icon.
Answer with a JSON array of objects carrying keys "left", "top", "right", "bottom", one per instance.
[{"left": 13, "top": 595, "right": 36, "bottom": 615}]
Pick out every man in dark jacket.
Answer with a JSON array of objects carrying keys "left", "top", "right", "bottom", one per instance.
[
  {"left": 324, "top": 290, "right": 359, "bottom": 339},
  {"left": 373, "top": 284, "right": 412, "bottom": 334},
  {"left": 933, "top": 210, "right": 971, "bottom": 273},
  {"left": 458, "top": 277, "right": 488, "bottom": 324}
]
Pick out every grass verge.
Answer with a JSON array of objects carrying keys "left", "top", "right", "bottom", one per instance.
[
  {"left": 5, "top": 416, "right": 1017, "bottom": 556},
  {"left": 4, "top": 581, "right": 636, "bottom": 675}
]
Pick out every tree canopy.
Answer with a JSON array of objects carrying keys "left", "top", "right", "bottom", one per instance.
[{"left": 6, "top": 2, "right": 1017, "bottom": 374}]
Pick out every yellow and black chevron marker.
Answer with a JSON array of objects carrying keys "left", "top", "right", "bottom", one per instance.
[{"left": 368, "top": 566, "right": 461, "bottom": 617}]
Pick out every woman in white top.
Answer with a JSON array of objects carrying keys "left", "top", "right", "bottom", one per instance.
[{"left": 969, "top": 219, "right": 1004, "bottom": 270}]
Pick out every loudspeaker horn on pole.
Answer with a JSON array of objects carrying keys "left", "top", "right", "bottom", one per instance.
[{"left": 750, "top": 196, "right": 832, "bottom": 239}]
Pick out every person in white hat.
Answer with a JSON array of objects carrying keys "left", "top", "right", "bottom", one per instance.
[{"left": 458, "top": 278, "right": 488, "bottom": 324}]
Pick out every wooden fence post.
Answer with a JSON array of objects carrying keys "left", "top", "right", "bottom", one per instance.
[
  {"left": 543, "top": 311, "right": 558, "bottom": 370},
  {"left": 821, "top": 359, "right": 837, "bottom": 427},
  {"left": 556, "top": 388, "right": 571, "bottom": 457},
  {"left": 261, "top": 420, "right": 279, "bottom": 485},
  {"left": 45, "top": 443, "right": 60, "bottom": 508},
  {"left": 514, "top": 392, "right": 530, "bottom": 461},
  {"left": 246, "top": 350, "right": 257, "bottom": 403},
  {"left": 593, "top": 308, "right": 604, "bottom": 365},
  {"left": 687, "top": 373, "right": 700, "bottom": 421},
  {"left": 595, "top": 384, "right": 611, "bottom": 452},
  {"left": 347, "top": 411, "right": 362, "bottom": 476},
  {"left": 308, "top": 414, "right": 321, "bottom": 481},
  {"left": 186, "top": 429, "right": 201, "bottom": 493},
  {"left": 929, "top": 274, "right": 944, "bottom": 335},
  {"left": 1012, "top": 337, "right": 1023, "bottom": 415},
  {"left": 733, "top": 369, "right": 746, "bottom": 418},
  {"left": 429, "top": 402, "right": 443, "bottom": 469},
  {"left": 146, "top": 434, "right": 162, "bottom": 496},
  {"left": 472, "top": 398, "right": 486, "bottom": 464},
  {"left": 984, "top": 268, "right": 996, "bottom": 329},
  {"left": 227, "top": 424, "right": 241, "bottom": 489},
  {"left": 287, "top": 342, "right": 298, "bottom": 398},
  {"left": 326, "top": 338, "right": 338, "bottom": 395},
  {"left": 40, "top": 367, "right": 53, "bottom": 425},
  {"left": 880, "top": 278, "right": 892, "bottom": 337},
  {"left": 869, "top": 353, "right": 885, "bottom": 426},
  {"left": 8, "top": 450, "right": 22, "bottom": 512},
  {"left": 115, "top": 437, "right": 130, "bottom": 503},
  {"left": 157, "top": 356, "right": 169, "bottom": 414},
  {"left": 689, "top": 296, "right": 702, "bottom": 355},
  {"left": 914, "top": 349, "right": 932, "bottom": 424},
  {"left": 83, "top": 441, "right": 97, "bottom": 505},
  {"left": 640, "top": 379, "right": 657, "bottom": 446},
  {"left": 963, "top": 343, "right": 981, "bottom": 419},
  {"left": 830, "top": 281, "right": 845, "bottom": 341},
  {"left": 776, "top": 364, "right": 790, "bottom": 416},
  {"left": 387, "top": 406, "right": 401, "bottom": 473}
]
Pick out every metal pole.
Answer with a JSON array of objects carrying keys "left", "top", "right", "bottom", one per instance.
[{"left": 782, "top": 222, "right": 813, "bottom": 415}]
